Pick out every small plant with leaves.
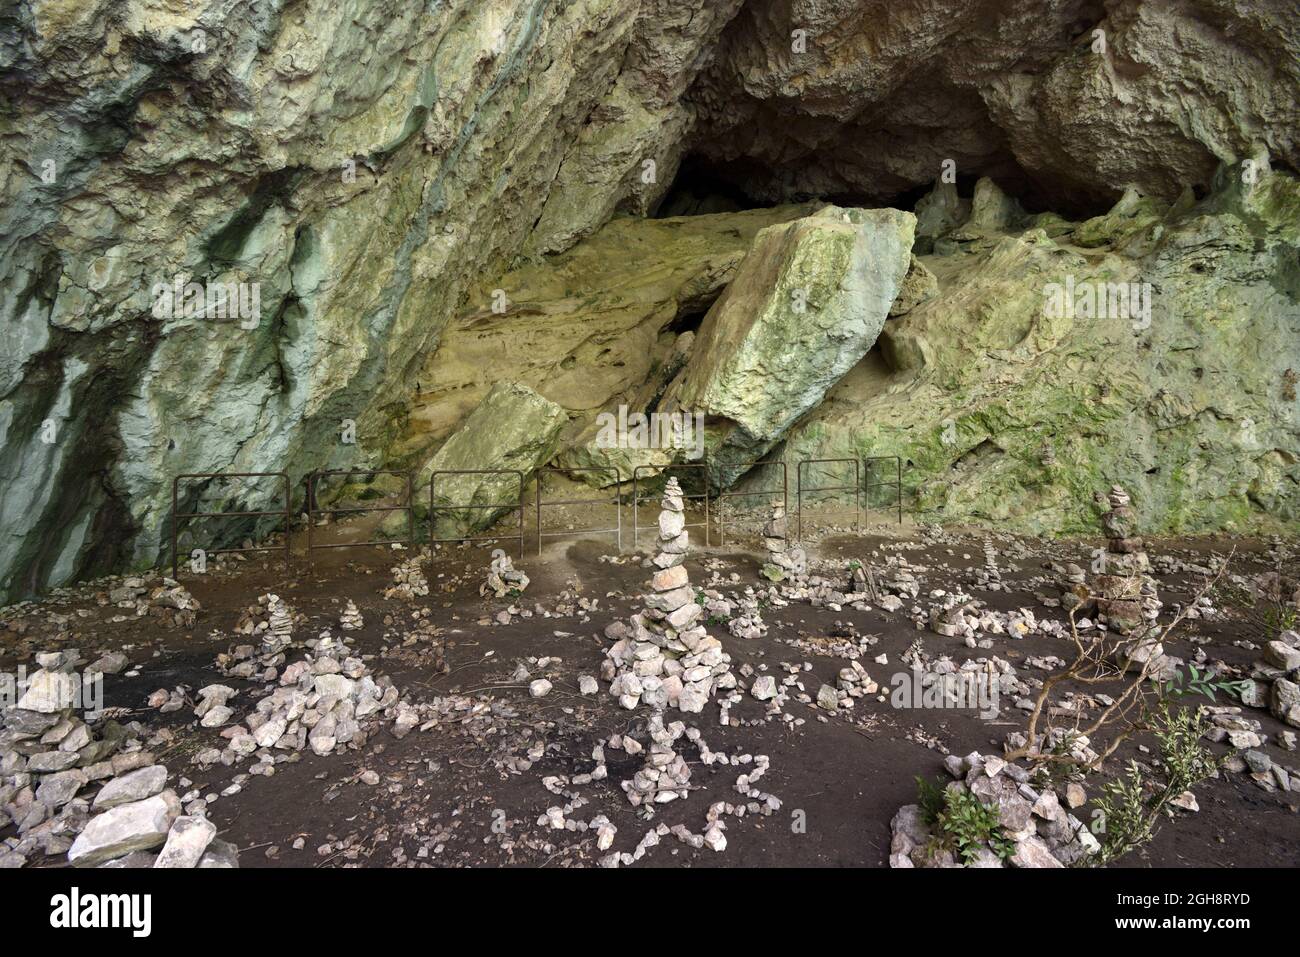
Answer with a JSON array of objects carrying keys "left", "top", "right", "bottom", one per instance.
[
  {"left": 1089, "top": 703, "right": 1219, "bottom": 866},
  {"left": 1161, "top": 662, "right": 1251, "bottom": 703},
  {"left": 915, "top": 776, "right": 1016, "bottom": 864}
]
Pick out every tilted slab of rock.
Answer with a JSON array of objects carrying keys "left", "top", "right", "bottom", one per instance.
[
  {"left": 661, "top": 206, "right": 915, "bottom": 485},
  {"left": 403, "top": 206, "right": 815, "bottom": 477},
  {"left": 413, "top": 382, "right": 567, "bottom": 540}
]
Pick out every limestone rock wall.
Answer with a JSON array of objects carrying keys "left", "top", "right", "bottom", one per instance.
[
  {"left": 781, "top": 166, "right": 1300, "bottom": 534},
  {"left": 1, "top": 0, "right": 1297, "bottom": 599},
  {"left": 0, "top": 0, "right": 731, "bottom": 600}
]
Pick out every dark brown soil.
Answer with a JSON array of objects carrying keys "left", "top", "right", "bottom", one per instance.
[{"left": 3, "top": 520, "right": 1297, "bottom": 869}]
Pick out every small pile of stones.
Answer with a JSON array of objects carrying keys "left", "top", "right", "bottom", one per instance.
[
  {"left": 102, "top": 577, "right": 201, "bottom": 627},
  {"left": 67, "top": 781, "right": 239, "bottom": 868},
  {"left": 890, "top": 752, "right": 1099, "bottom": 868},
  {"left": 1241, "top": 629, "right": 1300, "bottom": 728},
  {"left": 199, "top": 631, "right": 405, "bottom": 768},
  {"left": 143, "top": 581, "right": 202, "bottom": 628},
  {"left": 338, "top": 600, "right": 364, "bottom": 632},
  {"left": 1, "top": 649, "right": 238, "bottom": 869},
  {"left": 385, "top": 554, "right": 430, "bottom": 600},
  {"left": 481, "top": 551, "right": 530, "bottom": 599},
  {"left": 836, "top": 659, "right": 880, "bottom": 701},
  {"left": 726, "top": 591, "right": 767, "bottom": 640}
]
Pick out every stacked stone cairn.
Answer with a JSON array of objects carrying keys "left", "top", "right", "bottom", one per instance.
[
  {"left": 604, "top": 478, "right": 736, "bottom": 715},
  {"left": 1091, "top": 486, "right": 1172, "bottom": 676},
  {"left": 974, "top": 538, "right": 1003, "bottom": 590},
  {"left": 760, "top": 501, "right": 807, "bottom": 582},
  {"left": 621, "top": 714, "right": 694, "bottom": 809},
  {"left": 233, "top": 593, "right": 295, "bottom": 656},
  {"left": 846, "top": 560, "right": 879, "bottom": 600},
  {"left": 338, "top": 600, "right": 364, "bottom": 632},
  {"left": 481, "top": 551, "right": 530, "bottom": 598}
]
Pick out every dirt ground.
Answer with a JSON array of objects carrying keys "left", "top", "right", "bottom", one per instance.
[{"left": 3, "top": 513, "right": 1298, "bottom": 869}]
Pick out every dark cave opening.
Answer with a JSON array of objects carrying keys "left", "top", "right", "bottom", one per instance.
[{"left": 657, "top": 151, "right": 1116, "bottom": 224}]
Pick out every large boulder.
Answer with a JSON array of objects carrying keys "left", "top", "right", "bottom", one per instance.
[
  {"left": 417, "top": 382, "right": 568, "bottom": 540},
  {"left": 68, "top": 791, "right": 182, "bottom": 867},
  {"left": 661, "top": 206, "right": 915, "bottom": 485},
  {"left": 400, "top": 206, "right": 813, "bottom": 456}
]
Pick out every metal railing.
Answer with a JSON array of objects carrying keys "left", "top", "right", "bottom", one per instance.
[
  {"left": 863, "top": 455, "right": 904, "bottom": 525},
  {"left": 713, "top": 458, "right": 788, "bottom": 546},
  {"left": 796, "top": 458, "right": 861, "bottom": 540},
  {"left": 165, "top": 453, "right": 904, "bottom": 571},
  {"left": 536, "top": 466, "right": 622, "bottom": 554},
  {"left": 171, "top": 472, "right": 291, "bottom": 578},
  {"left": 306, "top": 469, "right": 414, "bottom": 559},
  {"left": 429, "top": 468, "right": 526, "bottom": 558}
]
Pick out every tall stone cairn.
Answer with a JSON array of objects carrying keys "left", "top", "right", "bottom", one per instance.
[
  {"left": 605, "top": 478, "right": 735, "bottom": 714},
  {"left": 760, "top": 501, "right": 806, "bottom": 582},
  {"left": 1094, "top": 485, "right": 1167, "bottom": 673},
  {"left": 263, "top": 594, "right": 294, "bottom": 655}
]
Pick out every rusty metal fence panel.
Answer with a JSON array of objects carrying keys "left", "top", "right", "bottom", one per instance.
[
  {"left": 429, "top": 469, "right": 526, "bottom": 559},
  {"left": 171, "top": 472, "right": 291, "bottom": 578},
  {"left": 631, "top": 463, "right": 709, "bottom": 548},
  {"left": 536, "top": 466, "right": 622, "bottom": 554},
  {"left": 713, "top": 459, "right": 788, "bottom": 546},
  {"left": 863, "top": 455, "right": 904, "bottom": 524},
  {"left": 306, "top": 469, "right": 414, "bottom": 559},
  {"left": 796, "top": 458, "right": 861, "bottom": 541}
]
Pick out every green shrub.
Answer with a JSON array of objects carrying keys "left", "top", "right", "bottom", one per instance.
[{"left": 916, "top": 776, "right": 1016, "bottom": 864}]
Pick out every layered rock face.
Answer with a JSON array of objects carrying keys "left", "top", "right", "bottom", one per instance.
[
  {"left": 690, "top": 0, "right": 1300, "bottom": 210},
  {"left": 1, "top": 0, "right": 1297, "bottom": 599}
]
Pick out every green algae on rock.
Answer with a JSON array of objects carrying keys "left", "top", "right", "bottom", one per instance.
[
  {"left": 660, "top": 206, "right": 916, "bottom": 486},
  {"left": 419, "top": 382, "right": 567, "bottom": 541},
  {"left": 781, "top": 164, "right": 1300, "bottom": 535}
]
